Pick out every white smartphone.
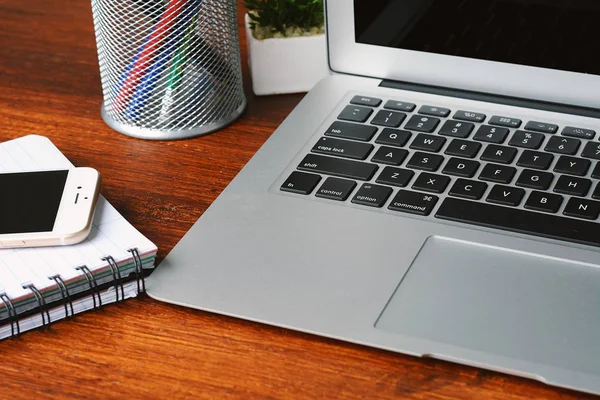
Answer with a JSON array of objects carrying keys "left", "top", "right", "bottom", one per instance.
[{"left": 0, "top": 168, "right": 101, "bottom": 248}]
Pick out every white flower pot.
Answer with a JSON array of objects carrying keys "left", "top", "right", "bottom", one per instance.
[{"left": 245, "top": 14, "right": 330, "bottom": 96}]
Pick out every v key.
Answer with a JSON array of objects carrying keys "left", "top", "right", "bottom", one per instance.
[{"left": 486, "top": 184, "right": 526, "bottom": 206}]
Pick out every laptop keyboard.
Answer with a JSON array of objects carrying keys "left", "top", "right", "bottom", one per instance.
[{"left": 279, "top": 95, "right": 600, "bottom": 248}]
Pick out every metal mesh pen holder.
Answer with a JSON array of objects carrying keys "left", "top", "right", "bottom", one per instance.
[{"left": 91, "top": 0, "right": 246, "bottom": 140}]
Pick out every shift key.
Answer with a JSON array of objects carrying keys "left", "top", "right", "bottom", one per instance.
[{"left": 298, "top": 154, "right": 378, "bottom": 181}]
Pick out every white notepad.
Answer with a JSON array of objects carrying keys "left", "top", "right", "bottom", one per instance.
[{"left": 0, "top": 135, "right": 158, "bottom": 339}]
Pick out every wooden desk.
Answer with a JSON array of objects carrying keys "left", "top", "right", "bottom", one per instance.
[{"left": 0, "top": 1, "right": 594, "bottom": 398}]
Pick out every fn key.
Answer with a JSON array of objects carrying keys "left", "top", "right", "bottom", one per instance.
[{"left": 280, "top": 171, "right": 321, "bottom": 194}]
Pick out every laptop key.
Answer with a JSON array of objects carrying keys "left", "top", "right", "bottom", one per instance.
[
  {"left": 351, "top": 183, "right": 393, "bottom": 208},
  {"left": 404, "top": 115, "right": 440, "bottom": 133},
  {"left": 592, "top": 163, "right": 600, "bottom": 179},
  {"left": 562, "top": 126, "right": 596, "bottom": 140},
  {"left": 524, "top": 121, "right": 558, "bottom": 134},
  {"left": 338, "top": 105, "right": 373, "bottom": 123},
  {"left": 388, "top": 190, "right": 439, "bottom": 216},
  {"left": 315, "top": 177, "right": 357, "bottom": 201},
  {"left": 325, "top": 121, "right": 377, "bottom": 142},
  {"left": 563, "top": 198, "right": 600, "bottom": 220},
  {"left": 581, "top": 141, "right": 600, "bottom": 160},
  {"left": 449, "top": 179, "right": 488, "bottom": 200},
  {"left": 454, "top": 110, "right": 486, "bottom": 123},
  {"left": 593, "top": 183, "right": 600, "bottom": 200},
  {"left": 412, "top": 172, "right": 450, "bottom": 193},
  {"left": 489, "top": 116, "right": 522, "bottom": 128},
  {"left": 376, "top": 167, "right": 414, "bottom": 187},
  {"left": 553, "top": 156, "right": 591, "bottom": 176},
  {"left": 473, "top": 125, "right": 509, "bottom": 144},
  {"left": 554, "top": 176, "right": 592, "bottom": 197},
  {"left": 371, "top": 146, "right": 409, "bottom": 165},
  {"left": 486, "top": 184, "right": 525, "bottom": 206},
  {"left": 479, "top": 164, "right": 516, "bottom": 184},
  {"left": 311, "top": 137, "right": 374, "bottom": 160},
  {"left": 524, "top": 191, "right": 563, "bottom": 213},
  {"left": 419, "top": 105, "right": 450, "bottom": 117},
  {"left": 508, "top": 130, "right": 544, "bottom": 149},
  {"left": 439, "top": 120, "right": 475, "bottom": 138},
  {"left": 444, "top": 139, "right": 481, "bottom": 158},
  {"left": 370, "top": 110, "right": 407, "bottom": 128},
  {"left": 442, "top": 158, "right": 480, "bottom": 177},
  {"left": 545, "top": 136, "right": 581, "bottom": 155},
  {"left": 406, "top": 152, "right": 444, "bottom": 171},
  {"left": 480, "top": 144, "right": 517, "bottom": 164},
  {"left": 409, "top": 133, "right": 446, "bottom": 152},
  {"left": 298, "top": 154, "right": 378, "bottom": 181},
  {"left": 375, "top": 128, "right": 412, "bottom": 147},
  {"left": 435, "top": 198, "right": 600, "bottom": 247},
  {"left": 280, "top": 171, "right": 321, "bottom": 195},
  {"left": 350, "top": 95, "right": 382, "bottom": 107},
  {"left": 516, "top": 150, "right": 553, "bottom": 170},
  {"left": 384, "top": 100, "right": 416, "bottom": 112},
  {"left": 516, "top": 169, "right": 554, "bottom": 190}
]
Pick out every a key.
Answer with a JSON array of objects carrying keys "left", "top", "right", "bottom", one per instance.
[
  {"left": 404, "top": 115, "right": 440, "bottom": 133},
  {"left": 370, "top": 110, "right": 406, "bottom": 128},
  {"left": 376, "top": 167, "right": 414, "bottom": 187},
  {"left": 338, "top": 105, "right": 373, "bottom": 123},
  {"left": 412, "top": 172, "right": 450, "bottom": 193},
  {"left": 419, "top": 105, "right": 450, "bottom": 117},
  {"left": 439, "top": 120, "right": 475, "bottom": 138},
  {"left": 489, "top": 116, "right": 522, "bottom": 128},
  {"left": 325, "top": 121, "right": 378, "bottom": 142},
  {"left": 442, "top": 158, "right": 480, "bottom": 178},
  {"left": 480, "top": 145, "right": 517, "bottom": 164},
  {"left": 545, "top": 136, "right": 581, "bottom": 155},
  {"left": 524, "top": 191, "right": 563, "bottom": 213},
  {"left": 508, "top": 130, "right": 544, "bottom": 149},
  {"left": 350, "top": 95, "right": 382, "bottom": 107},
  {"left": 384, "top": 100, "right": 416, "bottom": 112},
  {"left": 454, "top": 110, "right": 486, "bottom": 123},
  {"left": 553, "top": 176, "right": 591, "bottom": 197},
  {"left": 473, "top": 125, "right": 509, "bottom": 144},
  {"left": 351, "top": 183, "right": 393, "bottom": 208},
  {"left": 516, "top": 150, "right": 553, "bottom": 170},
  {"left": 280, "top": 171, "right": 321, "bottom": 195},
  {"left": 406, "top": 152, "right": 444, "bottom": 171},
  {"left": 524, "top": 121, "right": 558, "bottom": 134},
  {"left": 486, "top": 184, "right": 525, "bottom": 206},
  {"left": 315, "top": 177, "right": 357, "bottom": 201},
  {"left": 436, "top": 198, "right": 600, "bottom": 247},
  {"left": 562, "top": 126, "right": 595, "bottom": 140},
  {"left": 515, "top": 169, "right": 554, "bottom": 190},
  {"left": 375, "top": 128, "right": 411, "bottom": 147},
  {"left": 311, "top": 137, "right": 374, "bottom": 160},
  {"left": 449, "top": 179, "right": 488, "bottom": 200},
  {"left": 563, "top": 197, "right": 600, "bottom": 220},
  {"left": 298, "top": 154, "right": 378, "bottom": 181},
  {"left": 388, "top": 190, "right": 439, "bottom": 216},
  {"left": 371, "top": 146, "right": 409, "bottom": 165},
  {"left": 581, "top": 141, "right": 600, "bottom": 160},
  {"left": 444, "top": 139, "right": 481, "bottom": 158},
  {"left": 409, "top": 133, "right": 446, "bottom": 152},
  {"left": 553, "top": 156, "right": 591, "bottom": 176},
  {"left": 478, "top": 164, "right": 517, "bottom": 184}
]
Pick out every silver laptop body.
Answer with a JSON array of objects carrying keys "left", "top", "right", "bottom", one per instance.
[{"left": 148, "top": 0, "right": 600, "bottom": 394}]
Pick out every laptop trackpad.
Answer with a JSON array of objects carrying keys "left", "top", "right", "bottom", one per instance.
[{"left": 375, "top": 236, "right": 600, "bottom": 376}]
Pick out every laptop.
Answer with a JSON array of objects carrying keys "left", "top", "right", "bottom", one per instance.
[{"left": 147, "top": 0, "right": 600, "bottom": 395}]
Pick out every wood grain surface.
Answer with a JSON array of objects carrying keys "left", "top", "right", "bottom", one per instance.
[{"left": 0, "top": 0, "right": 595, "bottom": 398}]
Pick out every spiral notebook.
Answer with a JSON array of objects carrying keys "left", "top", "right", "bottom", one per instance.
[{"left": 0, "top": 135, "right": 158, "bottom": 339}]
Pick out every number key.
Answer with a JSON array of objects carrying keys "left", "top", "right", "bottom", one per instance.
[
  {"left": 404, "top": 115, "right": 440, "bottom": 133},
  {"left": 582, "top": 141, "right": 600, "bottom": 160},
  {"left": 508, "top": 130, "right": 545, "bottom": 149},
  {"left": 473, "top": 125, "right": 509, "bottom": 143},
  {"left": 545, "top": 136, "right": 581, "bottom": 155},
  {"left": 439, "top": 120, "right": 475, "bottom": 138}
]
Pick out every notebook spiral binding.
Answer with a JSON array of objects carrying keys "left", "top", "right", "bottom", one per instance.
[{"left": 1, "top": 247, "right": 145, "bottom": 338}]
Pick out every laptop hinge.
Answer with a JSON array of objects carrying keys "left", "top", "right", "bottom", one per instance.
[{"left": 380, "top": 79, "right": 600, "bottom": 120}]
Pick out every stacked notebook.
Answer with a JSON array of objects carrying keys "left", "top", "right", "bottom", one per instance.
[{"left": 0, "top": 135, "right": 158, "bottom": 339}]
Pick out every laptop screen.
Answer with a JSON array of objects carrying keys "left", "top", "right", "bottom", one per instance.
[{"left": 354, "top": 0, "right": 600, "bottom": 76}]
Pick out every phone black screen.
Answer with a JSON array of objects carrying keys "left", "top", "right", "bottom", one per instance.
[{"left": 0, "top": 170, "right": 68, "bottom": 234}]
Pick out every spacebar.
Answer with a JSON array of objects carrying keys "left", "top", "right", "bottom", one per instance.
[{"left": 435, "top": 198, "right": 600, "bottom": 248}]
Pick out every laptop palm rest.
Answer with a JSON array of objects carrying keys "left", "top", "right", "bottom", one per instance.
[{"left": 375, "top": 236, "right": 600, "bottom": 379}]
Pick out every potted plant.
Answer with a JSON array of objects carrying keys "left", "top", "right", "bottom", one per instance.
[{"left": 244, "top": 0, "right": 330, "bottom": 96}]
